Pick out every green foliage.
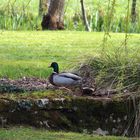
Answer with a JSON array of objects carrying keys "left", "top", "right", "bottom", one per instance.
[
  {"left": 0, "top": 0, "right": 140, "bottom": 32},
  {"left": 90, "top": 51, "right": 140, "bottom": 93},
  {"left": 0, "top": 127, "right": 129, "bottom": 140},
  {"left": 0, "top": 0, "right": 41, "bottom": 30}
]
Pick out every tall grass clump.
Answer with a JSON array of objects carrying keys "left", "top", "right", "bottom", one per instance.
[
  {"left": 89, "top": 51, "right": 140, "bottom": 94},
  {"left": 66, "top": 0, "right": 140, "bottom": 33},
  {"left": 0, "top": 0, "right": 41, "bottom": 30},
  {"left": 97, "top": 0, "right": 139, "bottom": 95}
]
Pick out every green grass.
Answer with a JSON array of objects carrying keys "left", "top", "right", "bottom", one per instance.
[
  {"left": 0, "top": 31, "right": 140, "bottom": 79},
  {"left": 0, "top": 127, "right": 130, "bottom": 140}
]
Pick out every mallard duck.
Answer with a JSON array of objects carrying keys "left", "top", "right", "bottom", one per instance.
[{"left": 48, "top": 62, "right": 82, "bottom": 87}]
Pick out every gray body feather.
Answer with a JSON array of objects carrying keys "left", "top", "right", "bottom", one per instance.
[{"left": 52, "top": 72, "right": 82, "bottom": 86}]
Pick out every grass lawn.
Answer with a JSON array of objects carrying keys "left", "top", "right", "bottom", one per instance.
[
  {"left": 0, "top": 31, "right": 140, "bottom": 78},
  {"left": 0, "top": 127, "right": 130, "bottom": 140}
]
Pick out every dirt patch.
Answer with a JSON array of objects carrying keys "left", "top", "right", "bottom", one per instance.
[
  {"left": 0, "top": 77, "right": 49, "bottom": 93},
  {"left": 0, "top": 74, "right": 134, "bottom": 98}
]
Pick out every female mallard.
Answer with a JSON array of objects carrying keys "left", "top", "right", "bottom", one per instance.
[{"left": 48, "top": 62, "right": 82, "bottom": 87}]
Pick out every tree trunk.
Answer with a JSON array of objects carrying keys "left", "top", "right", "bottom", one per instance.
[
  {"left": 131, "top": 0, "right": 137, "bottom": 23},
  {"left": 41, "top": 0, "right": 65, "bottom": 30},
  {"left": 80, "top": 0, "right": 90, "bottom": 31}
]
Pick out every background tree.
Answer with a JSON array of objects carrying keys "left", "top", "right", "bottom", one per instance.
[
  {"left": 80, "top": 0, "right": 90, "bottom": 31},
  {"left": 41, "top": 0, "right": 65, "bottom": 30},
  {"left": 131, "top": 0, "right": 137, "bottom": 23}
]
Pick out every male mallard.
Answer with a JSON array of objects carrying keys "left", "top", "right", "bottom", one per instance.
[{"left": 48, "top": 62, "right": 82, "bottom": 87}]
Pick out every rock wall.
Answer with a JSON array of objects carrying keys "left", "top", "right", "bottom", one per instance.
[{"left": 0, "top": 96, "right": 139, "bottom": 136}]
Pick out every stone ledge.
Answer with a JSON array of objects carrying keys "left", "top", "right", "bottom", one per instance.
[{"left": 0, "top": 95, "right": 139, "bottom": 136}]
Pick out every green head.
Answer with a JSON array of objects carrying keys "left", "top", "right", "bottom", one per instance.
[{"left": 49, "top": 62, "right": 59, "bottom": 73}]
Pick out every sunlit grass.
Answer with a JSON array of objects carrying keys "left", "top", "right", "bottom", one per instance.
[
  {"left": 0, "top": 31, "right": 140, "bottom": 78},
  {"left": 0, "top": 127, "right": 130, "bottom": 140}
]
